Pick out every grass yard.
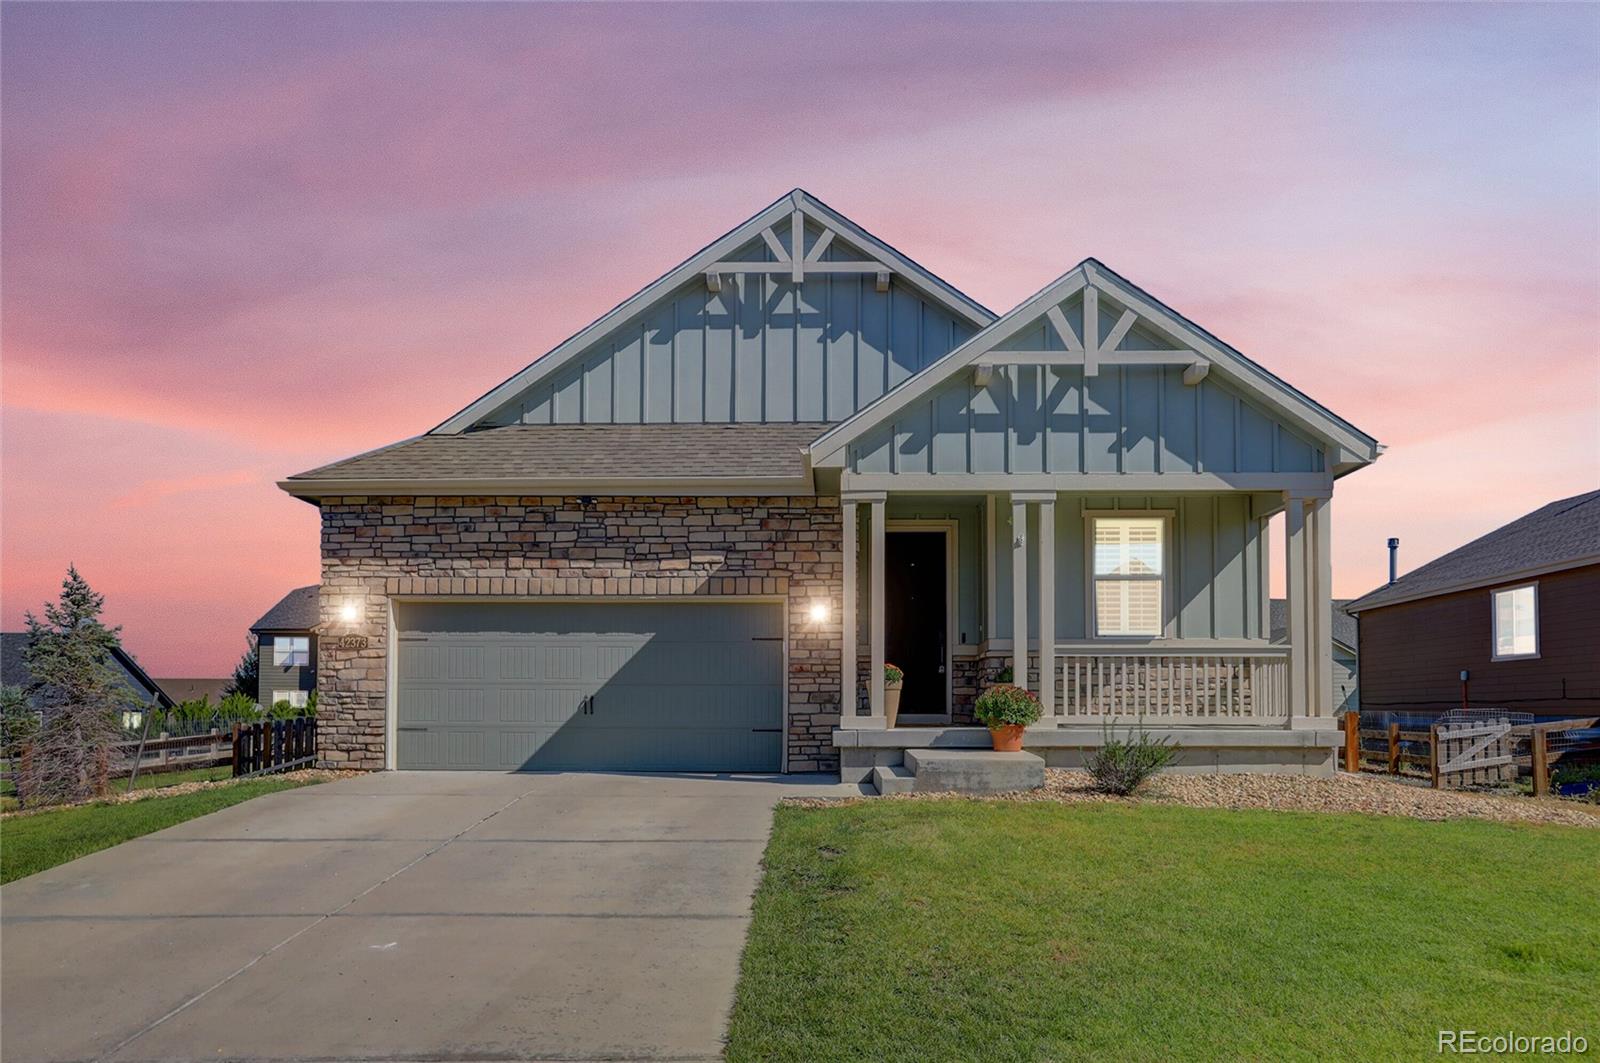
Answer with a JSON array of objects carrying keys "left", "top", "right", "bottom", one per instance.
[
  {"left": 726, "top": 800, "right": 1599, "bottom": 1062},
  {"left": 0, "top": 776, "right": 317, "bottom": 884}
]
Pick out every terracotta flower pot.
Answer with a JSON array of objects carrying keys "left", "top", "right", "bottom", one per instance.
[
  {"left": 885, "top": 681, "right": 903, "bottom": 728},
  {"left": 989, "top": 723, "right": 1026, "bottom": 752}
]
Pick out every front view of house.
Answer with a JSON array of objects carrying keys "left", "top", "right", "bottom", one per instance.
[{"left": 282, "top": 190, "right": 1379, "bottom": 778}]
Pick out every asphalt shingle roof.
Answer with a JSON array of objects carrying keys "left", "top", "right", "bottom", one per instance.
[
  {"left": 2, "top": 632, "right": 172, "bottom": 706},
  {"left": 1269, "top": 599, "right": 1358, "bottom": 650},
  {"left": 1346, "top": 489, "right": 1600, "bottom": 612},
  {"left": 250, "top": 586, "right": 321, "bottom": 632},
  {"left": 287, "top": 423, "right": 829, "bottom": 484}
]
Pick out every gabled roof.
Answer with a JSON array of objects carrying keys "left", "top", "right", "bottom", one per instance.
[
  {"left": 1346, "top": 489, "right": 1600, "bottom": 613},
  {"left": 250, "top": 586, "right": 321, "bottom": 633},
  {"left": 281, "top": 423, "right": 825, "bottom": 498},
  {"left": 1270, "top": 599, "right": 1358, "bottom": 651},
  {"left": 431, "top": 189, "right": 996, "bottom": 436},
  {"left": 1, "top": 631, "right": 174, "bottom": 708},
  {"left": 809, "top": 259, "right": 1381, "bottom": 472}
]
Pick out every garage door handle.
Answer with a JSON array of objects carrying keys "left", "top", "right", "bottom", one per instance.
[{"left": 397, "top": 726, "right": 429, "bottom": 732}]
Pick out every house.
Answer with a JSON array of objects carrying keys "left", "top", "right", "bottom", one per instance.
[
  {"left": 280, "top": 190, "right": 1381, "bottom": 777},
  {"left": 153, "top": 677, "right": 232, "bottom": 705},
  {"left": 249, "top": 586, "right": 320, "bottom": 709},
  {"left": 1271, "top": 599, "right": 1358, "bottom": 714},
  {"left": 1, "top": 631, "right": 173, "bottom": 727},
  {"left": 1346, "top": 489, "right": 1599, "bottom": 718}
]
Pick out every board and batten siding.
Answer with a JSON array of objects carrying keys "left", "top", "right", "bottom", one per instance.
[
  {"left": 848, "top": 365, "right": 1326, "bottom": 477},
  {"left": 994, "top": 494, "right": 1271, "bottom": 642},
  {"left": 482, "top": 222, "right": 979, "bottom": 427}
]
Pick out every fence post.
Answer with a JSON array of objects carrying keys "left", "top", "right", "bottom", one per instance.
[
  {"left": 1531, "top": 727, "right": 1550, "bottom": 798},
  {"left": 1343, "top": 714, "right": 1360, "bottom": 773},
  {"left": 231, "top": 722, "right": 242, "bottom": 778},
  {"left": 1429, "top": 724, "right": 1440, "bottom": 789},
  {"left": 1387, "top": 722, "right": 1400, "bottom": 774}
]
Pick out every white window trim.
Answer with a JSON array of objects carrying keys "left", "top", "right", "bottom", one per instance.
[
  {"left": 271, "top": 690, "right": 308, "bottom": 708},
  {"left": 1490, "top": 581, "right": 1540, "bottom": 662},
  {"left": 1083, "top": 510, "right": 1175, "bottom": 641},
  {"left": 274, "top": 635, "right": 310, "bottom": 668}
]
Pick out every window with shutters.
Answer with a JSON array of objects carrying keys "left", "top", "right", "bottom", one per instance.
[{"left": 1091, "top": 517, "right": 1166, "bottom": 637}]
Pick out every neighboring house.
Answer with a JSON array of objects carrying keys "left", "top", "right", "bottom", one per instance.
[
  {"left": 280, "top": 189, "right": 1381, "bottom": 777},
  {"left": 154, "top": 677, "right": 232, "bottom": 705},
  {"left": 1346, "top": 490, "right": 1599, "bottom": 718},
  {"left": 1, "top": 631, "right": 173, "bottom": 727},
  {"left": 1271, "top": 599, "right": 1358, "bottom": 715},
  {"left": 249, "top": 586, "right": 320, "bottom": 709}
]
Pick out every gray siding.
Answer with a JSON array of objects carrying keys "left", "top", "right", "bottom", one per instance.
[
  {"left": 1334, "top": 646, "right": 1358, "bottom": 714},
  {"left": 484, "top": 221, "right": 977, "bottom": 427},
  {"left": 995, "top": 494, "right": 1270, "bottom": 641},
  {"left": 258, "top": 631, "right": 317, "bottom": 705},
  {"left": 849, "top": 368, "right": 1325, "bottom": 477}
]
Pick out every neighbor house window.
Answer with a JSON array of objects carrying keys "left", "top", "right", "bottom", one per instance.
[
  {"left": 272, "top": 690, "right": 308, "bottom": 709},
  {"left": 1092, "top": 517, "right": 1166, "bottom": 637},
  {"left": 274, "top": 636, "right": 310, "bottom": 667},
  {"left": 1491, "top": 583, "right": 1538, "bottom": 660}
]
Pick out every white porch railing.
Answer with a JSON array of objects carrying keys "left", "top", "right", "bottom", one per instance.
[{"left": 1055, "top": 645, "right": 1289, "bottom": 724}]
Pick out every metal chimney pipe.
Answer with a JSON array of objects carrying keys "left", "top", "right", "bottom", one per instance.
[{"left": 1387, "top": 538, "right": 1400, "bottom": 584}]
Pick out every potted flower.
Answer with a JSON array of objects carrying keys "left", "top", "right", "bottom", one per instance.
[
  {"left": 973, "top": 683, "right": 1041, "bottom": 752},
  {"left": 884, "top": 663, "right": 905, "bottom": 727}
]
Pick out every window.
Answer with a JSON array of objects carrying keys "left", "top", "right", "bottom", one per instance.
[
  {"left": 272, "top": 690, "right": 308, "bottom": 709},
  {"left": 274, "top": 636, "right": 310, "bottom": 667},
  {"left": 1092, "top": 517, "right": 1166, "bottom": 637},
  {"left": 1491, "top": 583, "right": 1538, "bottom": 660}
]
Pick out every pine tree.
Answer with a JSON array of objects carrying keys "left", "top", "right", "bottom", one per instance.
[
  {"left": 19, "top": 566, "right": 137, "bottom": 804},
  {"left": 225, "top": 637, "right": 260, "bottom": 702}
]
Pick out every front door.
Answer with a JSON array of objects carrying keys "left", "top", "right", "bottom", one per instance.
[{"left": 885, "top": 530, "right": 949, "bottom": 719}]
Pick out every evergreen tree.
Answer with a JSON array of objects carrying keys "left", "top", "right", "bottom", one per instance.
[
  {"left": 225, "top": 637, "right": 259, "bottom": 702},
  {"left": 19, "top": 566, "right": 136, "bottom": 804}
]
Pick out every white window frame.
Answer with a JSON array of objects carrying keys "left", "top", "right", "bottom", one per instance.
[
  {"left": 274, "top": 635, "right": 310, "bottom": 668},
  {"left": 1490, "top": 582, "right": 1539, "bottom": 661},
  {"left": 1084, "top": 511, "right": 1173, "bottom": 640},
  {"left": 271, "top": 690, "right": 309, "bottom": 709}
]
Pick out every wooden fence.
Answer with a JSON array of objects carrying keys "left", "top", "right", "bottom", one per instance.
[
  {"left": 1341, "top": 713, "right": 1600, "bottom": 795},
  {"left": 232, "top": 718, "right": 317, "bottom": 777},
  {"left": 112, "top": 731, "right": 232, "bottom": 777}
]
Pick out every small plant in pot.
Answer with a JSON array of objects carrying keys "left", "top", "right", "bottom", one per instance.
[
  {"left": 973, "top": 683, "right": 1041, "bottom": 752},
  {"left": 883, "top": 663, "right": 905, "bottom": 727}
]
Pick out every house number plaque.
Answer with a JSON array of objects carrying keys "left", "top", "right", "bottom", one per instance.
[{"left": 337, "top": 634, "right": 370, "bottom": 651}]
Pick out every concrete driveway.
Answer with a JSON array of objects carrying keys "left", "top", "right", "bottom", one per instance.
[{"left": 1, "top": 771, "right": 858, "bottom": 1063}]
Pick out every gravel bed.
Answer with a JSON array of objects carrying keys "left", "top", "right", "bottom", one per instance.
[
  {"left": 796, "top": 771, "right": 1600, "bottom": 828},
  {"left": 0, "top": 768, "right": 359, "bottom": 818}
]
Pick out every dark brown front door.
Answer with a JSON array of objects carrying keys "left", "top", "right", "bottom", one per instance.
[{"left": 885, "top": 531, "right": 948, "bottom": 717}]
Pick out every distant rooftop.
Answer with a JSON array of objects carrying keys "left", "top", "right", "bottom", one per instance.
[
  {"left": 1346, "top": 489, "right": 1600, "bottom": 613},
  {"left": 250, "top": 586, "right": 321, "bottom": 632},
  {"left": 1269, "top": 599, "right": 1357, "bottom": 650}
]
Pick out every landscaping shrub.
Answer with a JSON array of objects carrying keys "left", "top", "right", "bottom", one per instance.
[
  {"left": 974, "top": 684, "right": 1042, "bottom": 729},
  {"left": 1086, "top": 723, "right": 1178, "bottom": 795}
]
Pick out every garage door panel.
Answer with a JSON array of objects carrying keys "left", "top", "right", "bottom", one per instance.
[{"left": 395, "top": 602, "right": 783, "bottom": 772}]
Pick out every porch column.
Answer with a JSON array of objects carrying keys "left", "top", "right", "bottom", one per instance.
[
  {"left": 1010, "top": 495, "right": 1030, "bottom": 694},
  {"left": 1036, "top": 496, "right": 1056, "bottom": 720},
  {"left": 1310, "top": 496, "right": 1334, "bottom": 717},
  {"left": 868, "top": 494, "right": 887, "bottom": 726},
  {"left": 840, "top": 496, "right": 859, "bottom": 726},
  {"left": 1284, "top": 493, "right": 1309, "bottom": 719}
]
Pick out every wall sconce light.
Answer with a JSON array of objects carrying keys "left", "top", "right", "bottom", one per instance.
[
  {"left": 808, "top": 600, "right": 832, "bottom": 624},
  {"left": 338, "top": 600, "right": 362, "bottom": 624}
]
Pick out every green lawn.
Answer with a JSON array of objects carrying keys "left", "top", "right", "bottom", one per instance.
[
  {"left": 119, "top": 763, "right": 234, "bottom": 790},
  {"left": 0, "top": 776, "right": 317, "bottom": 884},
  {"left": 726, "top": 801, "right": 1600, "bottom": 1061}
]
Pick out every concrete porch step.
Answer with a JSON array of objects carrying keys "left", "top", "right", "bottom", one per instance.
[
  {"left": 903, "top": 749, "right": 1046, "bottom": 794},
  {"left": 870, "top": 764, "right": 916, "bottom": 795}
]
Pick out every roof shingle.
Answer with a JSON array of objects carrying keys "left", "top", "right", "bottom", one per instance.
[
  {"left": 1346, "top": 489, "right": 1600, "bottom": 612},
  {"left": 250, "top": 586, "right": 321, "bottom": 632}
]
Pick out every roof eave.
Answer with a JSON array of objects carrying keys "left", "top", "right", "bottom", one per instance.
[
  {"left": 278, "top": 473, "right": 817, "bottom": 501},
  {"left": 1344, "top": 554, "right": 1600, "bottom": 613}
]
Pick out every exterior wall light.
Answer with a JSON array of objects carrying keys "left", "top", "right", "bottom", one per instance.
[
  {"left": 338, "top": 601, "right": 362, "bottom": 624},
  {"left": 808, "top": 600, "right": 831, "bottom": 624}
]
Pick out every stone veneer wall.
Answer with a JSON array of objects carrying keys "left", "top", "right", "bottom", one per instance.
[{"left": 318, "top": 495, "right": 843, "bottom": 772}]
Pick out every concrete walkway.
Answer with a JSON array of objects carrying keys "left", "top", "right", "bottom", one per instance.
[{"left": 0, "top": 771, "right": 860, "bottom": 1063}]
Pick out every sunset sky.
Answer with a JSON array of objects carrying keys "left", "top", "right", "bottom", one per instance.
[{"left": 3, "top": 2, "right": 1597, "bottom": 677}]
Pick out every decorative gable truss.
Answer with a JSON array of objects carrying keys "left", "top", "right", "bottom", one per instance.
[
  {"left": 809, "top": 261, "right": 1380, "bottom": 491},
  {"left": 435, "top": 190, "right": 993, "bottom": 433}
]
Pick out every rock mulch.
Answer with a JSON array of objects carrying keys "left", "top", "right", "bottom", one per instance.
[
  {"left": 0, "top": 768, "right": 359, "bottom": 818},
  {"left": 798, "top": 771, "right": 1600, "bottom": 828}
]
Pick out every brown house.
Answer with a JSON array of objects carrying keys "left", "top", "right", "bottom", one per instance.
[{"left": 1346, "top": 490, "right": 1600, "bottom": 718}]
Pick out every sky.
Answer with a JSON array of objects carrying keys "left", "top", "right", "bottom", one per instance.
[{"left": 3, "top": 2, "right": 1597, "bottom": 677}]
